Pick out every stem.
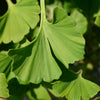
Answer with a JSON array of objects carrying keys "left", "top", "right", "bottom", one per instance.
[
  {"left": 40, "top": 0, "right": 46, "bottom": 24},
  {"left": 6, "top": 0, "right": 14, "bottom": 8},
  {"left": 78, "top": 69, "right": 83, "bottom": 77}
]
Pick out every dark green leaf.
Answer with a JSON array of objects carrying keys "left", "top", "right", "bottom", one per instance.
[{"left": 0, "top": 51, "right": 12, "bottom": 75}]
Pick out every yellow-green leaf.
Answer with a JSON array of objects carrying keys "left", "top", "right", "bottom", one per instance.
[
  {"left": 51, "top": 70, "right": 100, "bottom": 100},
  {"left": 0, "top": 73, "right": 9, "bottom": 98},
  {"left": 0, "top": 0, "right": 40, "bottom": 43}
]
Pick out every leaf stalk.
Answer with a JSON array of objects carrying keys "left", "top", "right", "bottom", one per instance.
[
  {"left": 40, "top": 0, "right": 46, "bottom": 24},
  {"left": 6, "top": 0, "right": 14, "bottom": 8}
]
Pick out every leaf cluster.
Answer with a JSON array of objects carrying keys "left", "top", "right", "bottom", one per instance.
[{"left": 0, "top": 0, "right": 100, "bottom": 100}]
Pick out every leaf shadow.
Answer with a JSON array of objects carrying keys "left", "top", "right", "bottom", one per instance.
[{"left": 48, "top": 40, "right": 78, "bottom": 83}]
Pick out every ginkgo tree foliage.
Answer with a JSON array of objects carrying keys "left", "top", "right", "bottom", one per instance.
[
  {"left": 0, "top": 73, "right": 9, "bottom": 98},
  {"left": 0, "top": 0, "right": 40, "bottom": 43},
  {"left": 0, "top": 0, "right": 100, "bottom": 100}
]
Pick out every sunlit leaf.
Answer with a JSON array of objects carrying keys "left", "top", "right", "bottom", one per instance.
[
  {"left": 95, "top": 16, "right": 100, "bottom": 27},
  {"left": 71, "top": 10, "right": 88, "bottom": 34},
  {"left": 51, "top": 70, "right": 100, "bottom": 100},
  {"left": 0, "top": 73, "right": 9, "bottom": 98},
  {"left": 8, "top": 2, "right": 85, "bottom": 83},
  {"left": 8, "top": 38, "right": 62, "bottom": 84},
  {"left": 27, "top": 85, "right": 51, "bottom": 100},
  {"left": 0, "top": 0, "right": 40, "bottom": 43}
]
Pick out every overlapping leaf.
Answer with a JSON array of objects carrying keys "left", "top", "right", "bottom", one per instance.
[
  {"left": 95, "top": 97, "right": 100, "bottom": 100},
  {"left": 0, "top": 51, "right": 12, "bottom": 75},
  {"left": 51, "top": 70, "right": 100, "bottom": 100},
  {"left": 46, "top": 7, "right": 85, "bottom": 67},
  {"left": 0, "top": 0, "right": 40, "bottom": 43},
  {"left": 71, "top": 10, "right": 87, "bottom": 34},
  {"left": 7, "top": 78, "right": 29, "bottom": 100},
  {"left": 63, "top": 1, "right": 74, "bottom": 13},
  {"left": 8, "top": 0, "right": 85, "bottom": 84},
  {"left": 8, "top": 36, "right": 62, "bottom": 83},
  {"left": 95, "top": 14, "right": 100, "bottom": 27},
  {"left": 94, "top": 3, "right": 100, "bottom": 27},
  {"left": 71, "top": 0, "right": 100, "bottom": 18},
  {"left": 0, "top": 73, "right": 9, "bottom": 98},
  {"left": 27, "top": 85, "right": 51, "bottom": 100}
]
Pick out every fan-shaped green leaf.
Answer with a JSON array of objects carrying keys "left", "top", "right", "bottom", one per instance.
[
  {"left": 8, "top": 0, "right": 85, "bottom": 84},
  {"left": 27, "top": 85, "right": 51, "bottom": 100},
  {"left": 51, "top": 71, "right": 100, "bottom": 100},
  {"left": 8, "top": 36, "right": 62, "bottom": 84},
  {"left": 0, "top": 0, "right": 40, "bottom": 43},
  {"left": 44, "top": 7, "right": 85, "bottom": 67},
  {"left": 71, "top": 10, "right": 88, "bottom": 34},
  {"left": 0, "top": 73, "right": 9, "bottom": 98}
]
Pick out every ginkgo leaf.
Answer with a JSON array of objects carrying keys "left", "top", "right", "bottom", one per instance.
[
  {"left": 94, "top": 8, "right": 100, "bottom": 27},
  {"left": 0, "top": 0, "right": 40, "bottom": 43},
  {"left": 8, "top": 35, "right": 62, "bottom": 84},
  {"left": 71, "top": 0, "right": 100, "bottom": 18},
  {"left": 7, "top": 78, "right": 29, "bottom": 100},
  {"left": 44, "top": 8, "right": 85, "bottom": 67},
  {"left": 71, "top": 10, "right": 87, "bottom": 34},
  {"left": 63, "top": 1, "right": 74, "bottom": 13},
  {"left": 0, "top": 73, "right": 9, "bottom": 98},
  {"left": 8, "top": 0, "right": 85, "bottom": 84},
  {"left": 95, "top": 16, "right": 100, "bottom": 27},
  {"left": 17, "top": 38, "right": 30, "bottom": 48},
  {"left": 95, "top": 97, "right": 100, "bottom": 100},
  {"left": 51, "top": 70, "right": 100, "bottom": 100},
  {"left": 0, "top": 51, "right": 12, "bottom": 75},
  {"left": 27, "top": 85, "right": 51, "bottom": 100}
]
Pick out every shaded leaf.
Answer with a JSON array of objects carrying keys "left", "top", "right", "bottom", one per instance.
[
  {"left": 0, "top": 73, "right": 9, "bottom": 98},
  {"left": 0, "top": 0, "right": 40, "bottom": 43},
  {"left": 95, "top": 97, "right": 100, "bottom": 100},
  {"left": 17, "top": 38, "right": 30, "bottom": 48},
  {"left": 51, "top": 70, "right": 100, "bottom": 100},
  {"left": 0, "top": 42, "right": 18, "bottom": 52},
  {"left": 0, "top": 51, "right": 12, "bottom": 75},
  {"left": 0, "top": 0, "right": 8, "bottom": 16},
  {"left": 63, "top": 1, "right": 74, "bottom": 13},
  {"left": 7, "top": 78, "right": 29, "bottom": 100},
  {"left": 95, "top": 16, "right": 100, "bottom": 27},
  {"left": 27, "top": 85, "right": 51, "bottom": 100},
  {"left": 71, "top": 0, "right": 100, "bottom": 18}
]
